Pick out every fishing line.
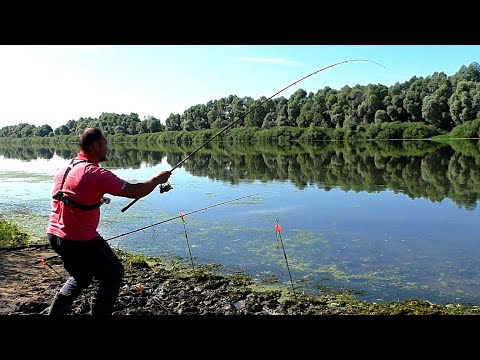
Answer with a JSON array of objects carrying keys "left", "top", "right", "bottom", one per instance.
[
  {"left": 275, "top": 219, "right": 295, "bottom": 295},
  {"left": 179, "top": 211, "right": 196, "bottom": 275},
  {"left": 121, "top": 58, "right": 385, "bottom": 212}
]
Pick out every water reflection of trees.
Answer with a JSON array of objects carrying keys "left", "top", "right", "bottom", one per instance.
[{"left": 1, "top": 140, "right": 479, "bottom": 209}]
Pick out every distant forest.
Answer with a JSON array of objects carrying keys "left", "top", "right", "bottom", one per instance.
[{"left": 1, "top": 62, "right": 480, "bottom": 141}]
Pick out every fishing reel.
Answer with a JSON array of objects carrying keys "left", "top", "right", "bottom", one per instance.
[{"left": 160, "top": 182, "right": 173, "bottom": 194}]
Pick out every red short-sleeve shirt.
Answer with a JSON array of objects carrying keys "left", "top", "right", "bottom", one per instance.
[{"left": 46, "top": 152, "right": 126, "bottom": 241}]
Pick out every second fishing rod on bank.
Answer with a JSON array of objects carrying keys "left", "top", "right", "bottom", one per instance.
[{"left": 36, "top": 192, "right": 265, "bottom": 264}]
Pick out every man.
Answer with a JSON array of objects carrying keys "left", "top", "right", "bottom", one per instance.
[{"left": 46, "top": 127, "right": 171, "bottom": 315}]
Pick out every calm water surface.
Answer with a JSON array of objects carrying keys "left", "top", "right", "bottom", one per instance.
[{"left": 1, "top": 140, "right": 479, "bottom": 304}]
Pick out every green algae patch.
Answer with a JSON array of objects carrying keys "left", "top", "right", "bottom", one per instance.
[
  {"left": 113, "top": 248, "right": 480, "bottom": 314},
  {"left": 115, "top": 247, "right": 230, "bottom": 280}
]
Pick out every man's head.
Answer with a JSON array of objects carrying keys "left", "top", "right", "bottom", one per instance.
[{"left": 79, "top": 128, "right": 108, "bottom": 162}]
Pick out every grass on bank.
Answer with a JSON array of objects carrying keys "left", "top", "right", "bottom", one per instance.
[{"left": 0, "top": 216, "right": 30, "bottom": 247}]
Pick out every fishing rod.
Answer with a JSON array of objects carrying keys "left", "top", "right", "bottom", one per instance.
[
  {"left": 36, "top": 192, "right": 264, "bottom": 264},
  {"left": 121, "top": 58, "right": 385, "bottom": 213}
]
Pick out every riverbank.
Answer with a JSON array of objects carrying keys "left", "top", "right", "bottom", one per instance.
[{"left": 2, "top": 244, "right": 480, "bottom": 315}]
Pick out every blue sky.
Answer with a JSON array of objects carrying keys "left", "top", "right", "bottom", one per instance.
[{"left": 1, "top": 45, "right": 479, "bottom": 129}]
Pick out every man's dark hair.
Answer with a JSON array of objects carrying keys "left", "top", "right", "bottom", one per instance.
[{"left": 79, "top": 128, "right": 104, "bottom": 152}]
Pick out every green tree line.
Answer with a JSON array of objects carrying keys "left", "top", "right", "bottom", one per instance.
[{"left": 1, "top": 62, "right": 480, "bottom": 140}]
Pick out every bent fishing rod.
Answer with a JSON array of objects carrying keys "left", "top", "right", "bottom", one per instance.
[
  {"left": 36, "top": 192, "right": 264, "bottom": 264},
  {"left": 121, "top": 58, "right": 385, "bottom": 213}
]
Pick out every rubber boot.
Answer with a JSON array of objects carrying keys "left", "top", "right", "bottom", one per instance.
[{"left": 47, "top": 292, "right": 74, "bottom": 316}]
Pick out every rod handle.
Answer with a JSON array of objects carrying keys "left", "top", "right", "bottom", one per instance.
[{"left": 121, "top": 198, "right": 139, "bottom": 213}]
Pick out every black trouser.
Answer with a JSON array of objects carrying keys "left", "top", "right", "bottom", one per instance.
[{"left": 47, "top": 234, "right": 124, "bottom": 315}]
